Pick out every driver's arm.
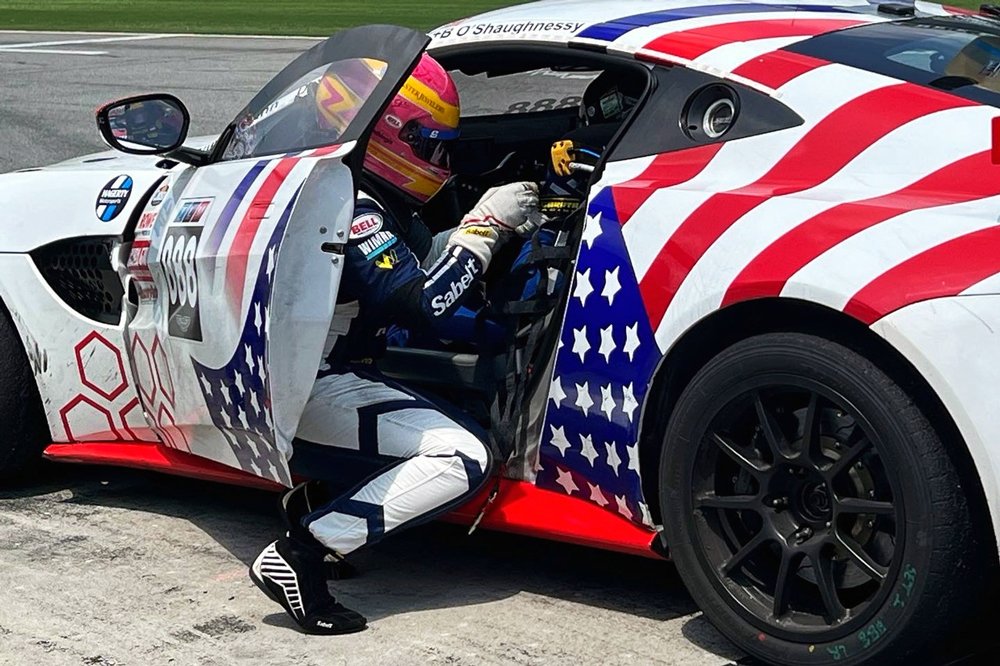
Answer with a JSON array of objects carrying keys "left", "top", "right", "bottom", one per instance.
[{"left": 344, "top": 183, "right": 541, "bottom": 340}]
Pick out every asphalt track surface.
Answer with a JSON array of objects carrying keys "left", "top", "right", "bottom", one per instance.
[
  {"left": 0, "top": 32, "right": 993, "bottom": 666},
  {"left": 0, "top": 32, "right": 742, "bottom": 666}
]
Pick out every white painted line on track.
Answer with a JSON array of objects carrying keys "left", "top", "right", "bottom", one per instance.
[
  {"left": 0, "top": 48, "right": 108, "bottom": 55},
  {"left": 0, "top": 33, "right": 177, "bottom": 49},
  {"left": 0, "top": 29, "right": 320, "bottom": 40}
]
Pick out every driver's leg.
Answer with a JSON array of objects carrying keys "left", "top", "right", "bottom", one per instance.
[{"left": 294, "top": 369, "right": 492, "bottom": 554}]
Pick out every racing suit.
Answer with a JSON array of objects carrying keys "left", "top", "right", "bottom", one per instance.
[{"left": 290, "top": 179, "right": 536, "bottom": 557}]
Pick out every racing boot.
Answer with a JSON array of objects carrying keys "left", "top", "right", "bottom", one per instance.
[
  {"left": 250, "top": 536, "right": 367, "bottom": 635},
  {"left": 250, "top": 483, "right": 366, "bottom": 635},
  {"left": 279, "top": 481, "right": 358, "bottom": 581}
]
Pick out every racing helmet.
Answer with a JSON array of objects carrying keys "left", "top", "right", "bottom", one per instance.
[{"left": 364, "top": 54, "right": 460, "bottom": 203}]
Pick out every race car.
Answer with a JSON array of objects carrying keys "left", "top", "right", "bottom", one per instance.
[{"left": 2, "top": 0, "right": 1000, "bottom": 663}]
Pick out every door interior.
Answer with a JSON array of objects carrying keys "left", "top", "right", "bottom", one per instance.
[{"left": 122, "top": 25, "right": 430, "bottom": 486}]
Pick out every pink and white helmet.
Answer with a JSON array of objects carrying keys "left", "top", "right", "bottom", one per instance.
[{"left": 364, "top": 54, "right": 460, "bottom": 203}]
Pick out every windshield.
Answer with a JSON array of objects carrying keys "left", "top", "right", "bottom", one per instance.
[
  {"left": 222, "top": 58, "right": 388, "bottom": 160},
  {"left": 790, "top": 16, "right": 1000, "bottom": 107}
]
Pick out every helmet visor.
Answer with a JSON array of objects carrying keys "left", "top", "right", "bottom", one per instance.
[{"left": 400, "top": 121, "right": 459, "bottom": 168}]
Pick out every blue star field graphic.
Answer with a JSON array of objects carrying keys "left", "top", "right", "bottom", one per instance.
[
  {"left": 191, "top": 186, "right": 302, "bottom": 487},
  {"left": 535, "top": 186, "right": 662, "bottom": 526}
]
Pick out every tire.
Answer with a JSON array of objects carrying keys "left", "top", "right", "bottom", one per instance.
[
  {"left": 0, "top": 301, "right": 50, "bottom": 481},
  {"left": 660, "top": 332, "right": 983, "bottom": 666}
]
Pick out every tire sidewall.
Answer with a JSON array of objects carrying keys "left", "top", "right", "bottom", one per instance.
[{"left": 661, "top": 334, "right": 941, "bottom": 666}]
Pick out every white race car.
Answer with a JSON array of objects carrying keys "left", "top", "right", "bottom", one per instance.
[{"left": 3, "top": 3, "right": 1000, "bottom": 664}]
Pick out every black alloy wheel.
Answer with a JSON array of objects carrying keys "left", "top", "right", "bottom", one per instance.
[
  {"left": 660, "top": 333, "right": 986, "bottom": 666},
  {"left": 690, "top": 382, "right": 901, "bottom": 639}
]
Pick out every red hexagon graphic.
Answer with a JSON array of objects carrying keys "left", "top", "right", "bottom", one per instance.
[
  {"left": 119, "top": 397, "right": 147, "bottom": 441},
  {"left": 74, "top": 331, "right": 128, "bottom": 402},
  {"left": 151, "top": 336, "right": 175, "bottom": 407},
  {"left": 130, "top": 334, "right": 157, "bottom": 406},
  {"left": 60, "top": 394, "right": 122, "bottom": 442},
  {"left": 156, "top": 405, "right": 189, "bottom": 451}
]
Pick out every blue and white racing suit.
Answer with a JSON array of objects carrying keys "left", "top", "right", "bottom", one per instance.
[{"left": 292, "top": 189, "right": 493, "bottom": 556}]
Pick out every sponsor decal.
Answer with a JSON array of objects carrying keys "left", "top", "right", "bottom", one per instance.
[
  {"left": 350, "top": 212, "right": 383, "bottom": 239},
  {"left": 385, "top": 114, "right": 403, "bottom": 129},
  {"left": 137, "top": 210, "right": 158, "bottom": 232},
  {"left": 96, "top": 174, "right": 133, "bottom": 222},
  {"left": 431, "top": 20, "right": 585, "bottom": 40},
  {"left": 431, "top": 256, "right": 478, "bottom": 316},
  {"left": 375, "top": 249, "right": 398, "bottom": 270},
  {"left": 150, "top": 182, "right": 169, "bottom": 207},
  {"left": 172, "top": 198, "right": 213, "bottom": 225},
  {"left": 358, "top": 230, "right": 397, "bottom": 259},
  {"left": 162, "top": 227, "right": 203, "bottom": 341}
]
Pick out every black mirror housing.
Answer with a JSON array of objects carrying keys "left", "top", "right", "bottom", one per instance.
[{"left": 96, "top": 93, "right": 191, "bottom": 156}]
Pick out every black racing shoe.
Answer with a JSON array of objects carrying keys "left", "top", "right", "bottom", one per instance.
[{"left": 249, "top": 537, "right": 367, "bottom": 635}]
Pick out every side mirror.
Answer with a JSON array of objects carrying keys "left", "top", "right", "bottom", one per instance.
[{"left": 96, "top": 94, "right": 190, "bottom": 156}]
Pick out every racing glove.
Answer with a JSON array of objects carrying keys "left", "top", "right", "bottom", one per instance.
[{"left": 447, "top": 182, "right": 543, "bottom": 267}]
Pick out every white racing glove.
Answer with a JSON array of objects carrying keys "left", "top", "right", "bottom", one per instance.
[{"left": 447, "top": 182, "right": 544, "bottom": 267}]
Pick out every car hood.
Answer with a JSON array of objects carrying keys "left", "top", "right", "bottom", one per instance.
[{"left": 0, "top": 136, "right": 215, "bottom": 253}]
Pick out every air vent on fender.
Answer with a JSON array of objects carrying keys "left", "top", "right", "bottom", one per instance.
[{"left": 31, "top": 237, "right": 124, "bottom": 325}]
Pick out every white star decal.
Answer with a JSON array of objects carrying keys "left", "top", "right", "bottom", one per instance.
[
  {"left": 572, "top": 326, "right": 591, "bottom": 363},
  {"left": 245, "top": 345, "right": 255, "bottom": 373},
  {"left": 249, "top": 460, "right": 262, "bottom": 476},
  {"left": 599, "top": 325, "right": 616, "bottom": 363},
  {"left": 622, "top": 382, "right": 639, "bottom": 422},
  {"left": 555, "top": 467, "right": 579, "bottom": 495},
  {"left": 606, "top": 441, "right": 622, "bottom": 476},
  {"left": 639, "top": 502, "right": 654, "bottom": 527},
  {"left": 580, "top": 210, "right": 603, "bottom": 250},
  {"left": 199, "top": 374, "right": 212, "bottom": 398},
  {"left": 237, "top": 407, "right": 249, "bottom": 430},
  {"left": 579, "top": 433, "right": 599, "bottom": 466},
  {"left": 235, "top": 372, "right": 246, "bottom": 397},
  {"left": 574, "top": 381, "right": 594, "bottom": 415},
  {"left": 602, "top": 266, "right": 621, "bottom": 306},
  {"left": 615, "top": 494, "right": 633, "bottom": 520},
  {"left": 573, "top": 268, "right": 594, "bottom": 307},
  {"left": 588, "top": 482, "right": 609, "bottom": 507},
  {"left": 266, "top": 246, "right": 276, "bottom": 278},
  {"left": 626, "top": 442, "right": 640, "bottom": 474},
  {"left": 222, "top": 385, "right": 232, "bottom": 407},
  {"left": 254, "top": 303, "right": 263, "bottom": 336},
  {"left": 550, "top": 425, "right": 571, "bottom": 456},
  {"left": 549, "top": 376, "right": 567, "bottom": 407},
  {"left": 624, "top": 323, "right": 641, "bottom": 362},
  {"left": 600, "top": 383, "right": 616, "bottom": 421},
  {"left": 250, "top": 391, "right": 262, "bottom": 420}
]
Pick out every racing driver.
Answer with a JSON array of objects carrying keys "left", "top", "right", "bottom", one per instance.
[{"left": 249, "top": 54, "right": 543, "bottom": 634}]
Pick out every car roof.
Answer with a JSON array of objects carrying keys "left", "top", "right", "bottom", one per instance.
[{"left": 428, "top": 0, "right": 966, "bottom": 92}]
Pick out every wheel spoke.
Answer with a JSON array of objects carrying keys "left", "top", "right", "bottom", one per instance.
[
  {"left": 835, "top": 533, "right": 888, "bottom": 582},
  {"left": 754, "top": 392, "right": 788, "bottom": 461},
  {"left": 826, "top": 435, "right": 874, "bottom": 480},
  {"left": 802, "top": 393, "right": 827, "bottom": 469},
  {"left": 721, "top": 530, "right": 770, "bottom": 576},
  {"left": 695, "top": 492, "right": 760, "bottom": 513},
  {"left": 836, "top": 497, "right": 894, "bottom": 516},
  {"left": 809, "top": 552, "right": 847, "bottom": 624},
  {"left": 772, "top": 549, "right": 802, "bottom": 619},
  {"left": 710, "top": 431, "right": 767, "bottom": 476}
]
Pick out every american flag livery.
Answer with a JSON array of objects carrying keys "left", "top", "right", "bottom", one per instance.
[
  {"left": 536, "top": 194, "right": 661, "bottom": 527},
  {"left": 190, "top": 183, "right": 302, "bottom": 488}
]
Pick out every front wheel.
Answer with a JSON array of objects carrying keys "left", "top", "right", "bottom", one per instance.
[
  {"left": 660, "top": 333, "right": 983, "bottom": 665},
  {"left": 0, "top": 302, "right": 49, "bottom": 481}
]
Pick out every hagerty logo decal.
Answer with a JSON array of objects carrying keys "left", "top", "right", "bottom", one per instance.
[{"left": 95, "top": 174, "right": 133, "bottom": 222}]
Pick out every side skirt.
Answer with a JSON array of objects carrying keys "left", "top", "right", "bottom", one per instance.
[{"left": 43, "top": 441, "right": 663, "bottom": 559}]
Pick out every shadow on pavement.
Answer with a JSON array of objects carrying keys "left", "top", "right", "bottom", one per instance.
[{"left": 2, "top": 461, "right": 730, "bottom": 646}]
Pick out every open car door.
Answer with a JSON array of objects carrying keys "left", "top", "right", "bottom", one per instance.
[{"left": 124, "top": 26, "right": 429, "bottom": 485}]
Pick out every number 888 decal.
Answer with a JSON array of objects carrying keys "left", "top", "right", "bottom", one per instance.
[{"left": 162, "top": 227, "right": 203, "bottom": 341}]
